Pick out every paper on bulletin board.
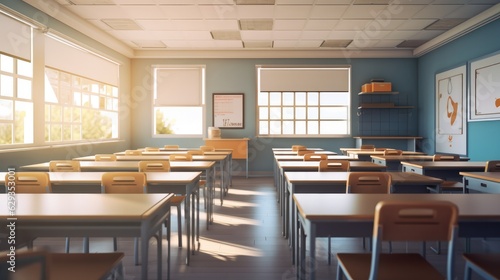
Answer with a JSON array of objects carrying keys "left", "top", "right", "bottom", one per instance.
[{"left": 213, "top": 93, "right": 244, "bottom": 128}]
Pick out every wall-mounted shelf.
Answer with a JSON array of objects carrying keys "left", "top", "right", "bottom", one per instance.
[{"left": 358, "top": 91, "right": 399, "bottom": 96}]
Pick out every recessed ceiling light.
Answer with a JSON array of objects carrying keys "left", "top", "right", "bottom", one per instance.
[
  {"left": 424, "top": 18, "right": 467, "bottom": 30},
  {"left": 211, "top": 30, "right": 242, "bottom": 40},
  {"left": 243, "top": 41, "right": 273, "bottom": 48},
  {"left": 101, "top": 19, "right": 142, "bottom": 30},
  {"left": 239, "top": 19, "right": 273, "bottom": 30},
  {"left": 396, "top": 40, "right": 428, "bottom": 48},
  {"left": 320, "top": 40, "right": 353, "bottom": 48},
  {"left": 132, "top": 41, "right": 167, "bottom": 48},
  {"left": 235, "top": 0, "right": 275, "bottom": 4}
]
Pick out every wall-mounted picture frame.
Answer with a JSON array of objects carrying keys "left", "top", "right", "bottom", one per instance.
[
  {"left": 435, "top": 65, "right": 467, "bottom": 155},
  {"left": 469, "top": 51, "right": 500, "bottom": 121},
  {"left": 212, "top": 93, "right": 244, "bottom": 128}
]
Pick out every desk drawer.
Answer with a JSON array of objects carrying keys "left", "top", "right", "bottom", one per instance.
[{"left": 465, "top": 177, "right": 500, "bottom": 194}]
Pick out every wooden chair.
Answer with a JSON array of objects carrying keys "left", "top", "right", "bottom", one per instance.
[
  {"left": 463, "top": 253, "right": 500, "bottom": 280},
  {"left": 303, "top": 153, "right": 327, "bottom": 161},
  {"left": 164, "top": 144, "right": 180, "bottom": 150},
  {"left": 48, "top": 161, "right": 81, "bottom": 253},
  {"left": 94, "top": 154, "right": 117, "bottom": 161},
  {"left": 336, "top": 200, "right": 459, "bottom": 280},
  {"left": 200, "top": 145, "right": 215, "bottom": 152},
  {"left": 292, "top": 145, "right": 307, "bottom": 151},
  {"left": 346, "top": 172, "right": 392, "bottom": 194},
  {"left": 432, "top": 154, "right": 463, "bottom": 193},
  {"left": 327, "top": 172, "right": 392, "bottom": 265},
  {"left": 485, "top": 160, "right": 500, "bottom": 172},
  {"left": 144, "top": 147, "right": 160, "bottom": 152},
  {"left": 3, "top": 172, "right": 51, "bottom": 250},
  {"left": 101, "top": 172, "right": 157, "bottom": 266},
  {"left": 49, "top": 160, "right": 81, "bottom": 172},
  {"left": 5, "top": 172, "right": 51, "bottom": 193},
  {"left": 0, "top": 250, "right": 125, "bottom": 280},
  {"left": 124, "top": 149, "right": 142, "bottom": 156},
  {"left": 360, "top": 144, "right": 375, "bottom": 150},
  {"left": 383, "top": 149, "right": 402, "bottom": 156},
  {"left": 139, "top": 160, "right": 185, "bottom": 247},
  {"left": 318, "top": 160, "right": 350, "bottom": 172},
  {"left": 169, "top": 153, "right": 207, "bottom": 208}
]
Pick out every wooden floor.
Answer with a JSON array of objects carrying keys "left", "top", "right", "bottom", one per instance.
[{"left": 34, "top": 176, "right": 498, "bottom": 280}]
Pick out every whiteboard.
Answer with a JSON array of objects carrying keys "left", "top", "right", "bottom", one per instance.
[{"left": 212, "top": 93, "right": 244, "bottom": 128}]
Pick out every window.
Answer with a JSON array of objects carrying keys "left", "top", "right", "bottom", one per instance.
[
  {"left": 44, "top": 67, "right": 119, "bottom": 142},
  {"left": 0, "top": 54, "right": 33, "bottom": 145},
  {"left": 153, "top": 65, "right": 205, "bottom": 137},
  {"left": 257, "top": 66, "right": 351, "bottom": 137},
  {"left": 44, "top": 34, "right": 119, "bottom": 142}
]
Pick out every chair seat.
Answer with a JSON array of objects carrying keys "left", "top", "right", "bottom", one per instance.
[
  {"left": 170, "top": 195, "right": 186, "bottom": 205},
  {"left": 48, "top": 252, "right": 124, "bottom": 280},
  {"left": 337, "top": 253, "right": 445, "bottom": 280},
  {"left": 441, "top": 181, "right": 464, "bottom": 192},
  {"left": 463, "top": 253, "right": 500, "bottom": 279}
]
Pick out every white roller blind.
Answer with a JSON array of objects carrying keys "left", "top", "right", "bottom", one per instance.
[
  {"left": 154, "top": 67, "right": 203, "bottom": 106},
  {"left": 45, "top": 35, "right": 119, "bottom": 86},
  {"left": 259, "top": 67, "right": 350, "bottom": 92},
  {"left": 0, "top": 12, "right": 32, "bottom": 61}
]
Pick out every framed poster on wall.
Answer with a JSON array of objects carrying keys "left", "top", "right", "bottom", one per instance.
[
  {"left": 212, "top": 93, "right": 244, "bottom": 128},
  {"left": 469, "top": 51, "right": 500, "bottom": 121},
  {"left": 435, "top": 65, "right": 467, "bottom": 155}
]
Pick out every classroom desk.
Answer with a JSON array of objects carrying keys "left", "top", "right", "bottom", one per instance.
[
  {"left": 273, "top": 150, "right": 337, "bottom": 156},
  {"left": 401, "top": 161, "right": 487, "bottom": 182},
  {"left": 0, "top": 193, "right": 173, "bottom": 280},
  {"left": 272, "top": 155, "right": 357, "bottom": 190},
  {"left": 20, "top": 161, "right": 217, "bottom": 226},
  {"left": 74, "top": 153, "right": 230, "bottom": 205},
  {"left": 460, "top": 172, "right": 500, "bottom": 193},
  {"left": 346, "top": 150, "right": 425, "bottom": 161},
  {"left": 284, "top": 171, "right": 444, "bottom": 261},
  {"left": 275, "top": 161, "right": 386, "bottom": 202},
  {"left": 371, "top": 155, "right": 470, "bottom": 171},
  {"left": 294, "top": 193, "right": 500, "bottom": 280}
]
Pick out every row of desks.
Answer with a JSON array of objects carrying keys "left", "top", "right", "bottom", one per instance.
[{"left": 272, "top": 147, "right": 500, "bottom": 280}]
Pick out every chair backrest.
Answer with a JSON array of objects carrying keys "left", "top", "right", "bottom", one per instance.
[
  {"left": 144, "top": 147, "right": 160, "bottom": 152},
  {"left": 369, "top": 200, "right": 459, "bottom": 279},
  {"left": 187, "top": 149, "right": 204, "bottom": 156},
  {"left": 169, "top": 153, "right": 193, "bottom": 161},
  {"left": 291, "top": 145, "right": 307, "bottom": 151},
  {"left": 373, "top": 148, "right": 388, "bottom": 151},
  {"left": 318, "top": 160, "right": 350, "bottom": 172},
  {"left": 303, "top": 153, "right": 327, "bottom": 161},
  {"left": 383, "top": 149, "right": 402, "bottom": 156},
  {"left": 433, "top": 154, "right": 460, "bottom": 161},
  {"left": 0, "top": 250, "right": 48, "bottom": 280},
  {"left": 138, "top": 160, "right": 170, "bottom": 172},
  {"left": 49, "top": 160, "right": 81, "bottom": 172},
  {"left": 485, "top": 160, "right": 500, "bottom": 172},
  {"left": 200, "top": 145, "right": 215, "bottom": 152},
  {"left": 164, "top": 145, "right": 180, "bottom": 150},
  {"left": 360, "top": 144, "right": 375, "bottom": 150},
  {"left": 5, "top": 172, "right": 51, "bottom": 193},
  {"left": 95, "top": 154, "right": 117, "bottom": 161},
  {"left": 101, "top": 172, "right": 146, "bottom": 193},
  {"left": 347, "top": 172, "right": 391, "bottom": 194},
  {"left": 124, "top": 149, "right": 142, "bottom": 156}
]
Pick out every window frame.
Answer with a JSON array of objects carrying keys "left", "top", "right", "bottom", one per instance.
[
  {"left": 152, "top": 65, "right": 206, "bottom": 138},
  {"left": 256, "top": 66, "right": 351, "bottom": 138}
]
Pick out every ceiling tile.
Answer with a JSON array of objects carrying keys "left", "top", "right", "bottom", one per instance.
[
  {"left": 309, "top": 5, "right": 349, "bottom": 19},
  {"left": 334, "top": 20, "right": 372, "bottom": 30},
  {"left": 413, "top": 5, "right": 462, "bottom": 19},
  {"left": 158, "top": 5, "right": 204, "bottom": 19},
  {"left": 236, "top": 5, "right": 275, "bottom": 18},
  {"left": 274, "top": 19, "right": 307, "bottom": 30},
  {"left": 241, "top": 30, "right": 273, "bottom": 40},
  {"left": 274, "top": 5, "right": 312, "bottom": 18},
  {"left": 304, "top": 20, "right": 339, "bottom": 30},
  {"left": 398, "top": 19, "right": 437, "bottom": 30}
]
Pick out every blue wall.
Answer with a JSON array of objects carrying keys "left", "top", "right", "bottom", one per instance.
[
  {"left": 417, "top": 19, "right": 500, "bottom": 160},
  {"left": 131, "top": 58, "right": 418, "bottom": 174}
]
